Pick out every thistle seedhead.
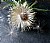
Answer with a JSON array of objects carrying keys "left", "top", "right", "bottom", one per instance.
[
  {"left": 3, "top": 0, "right": 50, "bottom": 32},
  {"left": 6, "top": 0, "right": 37, "bottom": 32}
]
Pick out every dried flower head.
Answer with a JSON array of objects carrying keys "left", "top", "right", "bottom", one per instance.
[
  {"left": 7, "top": 0, "right": 37, "bottom": 31},
  {"left": 3, "top": 0, "right": 49, "bottom": 32}
]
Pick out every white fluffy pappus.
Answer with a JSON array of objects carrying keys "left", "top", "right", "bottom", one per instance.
[{"left": 7, "top": 0, "right": 36, "bottom": 32}]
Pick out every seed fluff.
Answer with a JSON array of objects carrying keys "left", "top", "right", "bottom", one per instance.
[{"left": 7, "top": 0, "right": 36, "bottom": 32}]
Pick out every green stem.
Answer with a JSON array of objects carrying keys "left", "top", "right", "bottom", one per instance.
[
  {"left": 33, "top": 8, "right": 50, "bottom": 12},
  {"left": 29, "top": 1, "right": 37, "bottom": 8}
]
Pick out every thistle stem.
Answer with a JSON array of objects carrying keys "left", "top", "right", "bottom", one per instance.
[
  {"left": 33, "top": 8, "right": 50, "bottom": 12},
  {"left": 29, "top": 1, "right": 37, "bottom": 8}
]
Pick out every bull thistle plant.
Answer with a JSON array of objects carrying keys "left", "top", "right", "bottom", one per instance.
[{"left": 3, "top": 0, "right": 50, "bottom": 32}]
